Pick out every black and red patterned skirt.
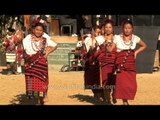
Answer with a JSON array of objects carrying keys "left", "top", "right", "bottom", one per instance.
[{"left": 25, "top": 55, "right": 48, "bottom": 99}]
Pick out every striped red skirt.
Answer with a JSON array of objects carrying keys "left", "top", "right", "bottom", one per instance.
[
  {"left": 25, "top": 55, "right": 48, "bottom": 99},
  {"left": 113, "top": 50, "right": 137, "bottom": 100}
]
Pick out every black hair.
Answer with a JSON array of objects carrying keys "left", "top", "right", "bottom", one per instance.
[
  {"left": 34, "top": 22, "right": 45, "bottom": 31},
  {"left": 100, "top": 19, "right": 115, "bottom": 29},
  {"left": 83, "top": 28, "right": 91, "bottom": 34},
  {"left": 102, "top": 19, "right": 115, "bottom": 35},
  {"left": 104, "top": 19, "right": 114, "bottom": 27},
  {"left": 122, "top": 19, "right": 133, "bottom": 28},
  {"left": 8, "top": 28, "right": 16, "bottom": 33},
  {"left": 93, "top": 25, "right": 101, "bottom": 31}
]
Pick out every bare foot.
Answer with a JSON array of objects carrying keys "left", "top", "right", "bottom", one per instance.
[
  {"left": 123, "top": 102, "right": 129, "bottom": 105},
  {"left": 43, "top": 96, "right": 49, "bottom": 103},
  {"left": 93, "top": 94, "right": 104, "bottom": 101},
  {"left": 112, "top": 98, "right": 117, "bottom": 104},
  {"left": 123, "top": 99, "right": 129, "bottom": 105}
]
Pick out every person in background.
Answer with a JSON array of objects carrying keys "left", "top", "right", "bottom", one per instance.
[
  {"left": 24, "top": 15, "right": 31, "bottom": 36},
  {"left": 3, "top": 28, "right": 18, "bottom": 75},
  {"left": 15, "top": 29, "right": 25, "bottom": 74},
  {"left": 41, "top": 15, "right": 51, "bottom": 35}
]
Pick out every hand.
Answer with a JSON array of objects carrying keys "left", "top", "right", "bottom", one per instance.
[
  {"left": 44, "top": 54, "right": 48, "bottom": 58},
  {"left": 134, "top": 51, "right": 138, "bottom": 59}
]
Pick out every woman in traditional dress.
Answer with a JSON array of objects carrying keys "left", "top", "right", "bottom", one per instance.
[
  {"left": 23, "top": 22, "right": 57, "bottom": 105},
  {"left": 3, "top": 28, "right": 17, "bottom": 74},
  {"left": 82, "top": 26, "right": 104, "bottom": 100},
  {"left": 113, "top": 20, "right": 147, "bottom": 105},
  {"left": 95, "top": 20, "right": 117, "bottom": 104},
  {"left": 14, "top": 27, "right": 25, "bottom": 74}
]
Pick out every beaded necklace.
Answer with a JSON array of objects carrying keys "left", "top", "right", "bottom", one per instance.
[
  {"left": 31, "top": 35, "right": 44, "bottom": 52},
  {"left": 103, "top": 35, "right": 113, "bottom": 55},
  {"left": 121, "top": 34, "right": 134, "bottom": 49}
]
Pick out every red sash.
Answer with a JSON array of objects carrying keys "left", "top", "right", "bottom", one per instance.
[{"left": 116, "top": 50, "right": 136, "bottom": 72}]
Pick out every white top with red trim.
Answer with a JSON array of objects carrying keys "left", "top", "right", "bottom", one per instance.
[
  {"left": 23, "top": 33, "right": 57, "bottom": 55},
  {"left": 113, "top": 34, "right": 141, "bottom": 52}
]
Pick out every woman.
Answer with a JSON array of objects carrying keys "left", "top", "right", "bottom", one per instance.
[
  {"left": 94, "top": 20, "right": 117, "bottom": 104},
  {"left": 113, "top": 20, "right": 147, "bottom": 105},
  {"left": 15, "top": 27, "right": 25, "bottom": 74},
  {"left": 82, "top": 26, "right": 103, "bottom": 100},
  {"left": 23, "top": 22, "right": 57, "bottom": 105}
]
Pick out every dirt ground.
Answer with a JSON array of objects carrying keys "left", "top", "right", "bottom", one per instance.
[{"left": 0, "top": 65, "right": 160, "bottom": 105}]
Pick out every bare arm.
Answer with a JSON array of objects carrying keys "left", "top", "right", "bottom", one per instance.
[
  {"left": 135, "top": 40, "right": 147, "bottom": 58},
  {"left": 43, "top": 34, "right": 58, "bottom": 57}
]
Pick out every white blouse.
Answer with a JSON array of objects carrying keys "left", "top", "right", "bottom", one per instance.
[
  {"left": 84, "top": 35, "right": 120, "bottom": 52},
  {"left": 23, "top": 33, "right": 57, "bottom": 55},
  {"left": 113, "top": 34, "right": 141, "bottom": 52},
  {"left": 84, "top": 35, "right": 104, "bottom": 52},
  {"left": 84, "top": 36, "right": 92, "bottom": 52},
  {"left": 95, "top": 35, "right": 105, "bottom": 46}
]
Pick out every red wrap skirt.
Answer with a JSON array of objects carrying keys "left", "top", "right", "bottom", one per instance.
[
  {"left": 84, "top": 59, "right": 100, "bottom": 90},
  {"left": 113, "top": 50, "right": 137, "bottom": 100},
  {"left": 97, "top": 44, "right": 116, "bottom": 88}
]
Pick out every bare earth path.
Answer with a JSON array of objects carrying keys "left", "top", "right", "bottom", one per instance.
[{"left": 0, "top": 67, "right": 160, "bottom": 105}]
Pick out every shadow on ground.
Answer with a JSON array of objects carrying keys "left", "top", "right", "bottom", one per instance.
[
  {"left": 68, "top": 94, "right": 110, "bottom": 105},
  {"left": 9, "top": 93, "right": 112, "bottom": 105},
  {"left": 9, "top": 94, "right": 36, "bottom": 105}
]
